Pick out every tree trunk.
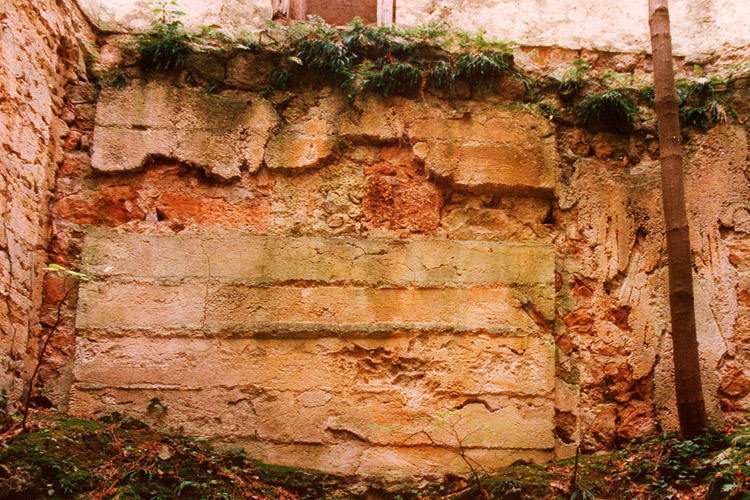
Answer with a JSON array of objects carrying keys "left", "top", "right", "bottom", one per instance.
[{"left": 648, "top": 0, "right": 707, "bottom": 437}]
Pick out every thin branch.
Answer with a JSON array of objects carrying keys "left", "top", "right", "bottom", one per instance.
[{"left": 20, "top": 277, "right": 79, "bottom": 431}]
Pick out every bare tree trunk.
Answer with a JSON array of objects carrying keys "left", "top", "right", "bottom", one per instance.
[{"left": 648, "top": 0, "right": 707, "bottom": 437}]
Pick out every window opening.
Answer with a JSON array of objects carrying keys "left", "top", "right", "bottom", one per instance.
[{"left": 273, "top": 0, "right": 395, "bottom": 26}]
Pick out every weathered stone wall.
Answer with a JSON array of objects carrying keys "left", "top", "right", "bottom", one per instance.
[
  {"left": 51, "top": 75, "right": 560, "bottom": 477},
  {"left": 6, "top": 0, "right": 750, "bottom": 484},
  {"left": 75, "top": 0, "right": 750, "bottom": 63},
  {"left": 0, "top": 0, "right": 94, "bottom": 401},
  {"left": 554, "top": 122, "right": 750, "bottom": 448},
  {"left": 40, "top": 31, "right": 750, "bottom": 479}
]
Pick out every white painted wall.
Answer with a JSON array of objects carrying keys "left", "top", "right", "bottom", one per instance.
[{"left": 77, "top": 0, "right": 750, "bottom": 60}]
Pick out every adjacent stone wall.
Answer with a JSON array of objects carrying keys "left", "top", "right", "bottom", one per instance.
[
  {"left": 0, "top": 0, "right": 94, "bottom": 401},
  {"left": 554, "top": 122, "right": 750, "bottom": 448}
]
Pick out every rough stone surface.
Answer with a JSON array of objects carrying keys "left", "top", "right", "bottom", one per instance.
[
  {"left": 71, "top": 230, "right": 556, "bottom": 477},
  {"left": 70, "top": 333, "right": 555, "bottom": 476},
  {"left": 554, "top": 121, "right": 750, "bottom": 448},
  {"left": 340, "top": 99, "right": 558, "bottom": 195},
  {"left": 81, "top": 232, "right": 554, "bottom": 287},
  {"left": 48, "top": 71, "right": 750, "bottom": 476},
  {"left": 60, "top": 85, "right": 562, "bottom": 475},
  {"left": 412, "top": 141, "right": 555, "bottom": 194},
  {"left": 92, "top": 83, "right": 279, "bottom": 181}
]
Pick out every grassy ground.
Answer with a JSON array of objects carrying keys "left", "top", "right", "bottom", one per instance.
[{"left": 1, "top": 412, "right": 749, "bottom": 499}]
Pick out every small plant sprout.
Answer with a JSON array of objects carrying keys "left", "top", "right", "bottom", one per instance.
[
  {"left": 43, "top": 263, "right": 91, "bottom": 282},
  {"left": 558, "top": 58, "right": 591, "bottom": 99},
  {"left": 404, "top": 408, "right": 488, "bottom": 497},
  {"left": 135, "top": 1, "right": 193, "bottom": 71},
  {"left": 676, "top": 77, "right": 736, "bottom": 129},
  {"left": 147, "top": 396, "right": 169, "bottom": 416}
]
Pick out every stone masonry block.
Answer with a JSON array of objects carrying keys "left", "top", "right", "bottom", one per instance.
[
  {"left": 81, "top": 232, "right": 554, "bottom": 288},
  {"left": 205, "top": 285, "right": 548, "bottom": 328},
  {"left": 92, "top": 82, "right": 278, "bottom": 180},
  {"left": 408, "top": 109, "right": 554, "bottom": 144},
  {"left": 264, "top": 119, "right": 336, "bottom": 170},
  {"left": 76, "top": 282, "right": 205, "bottom": 329},
  {"left": 72, "top": 335, "right": 554, "bottom": 396},
  {"left": 69, "top": 382, "right": 555, "bottom": 476},
  {"left": 70, "top": 332, "right": 556, "bottom": 465},
  {"left": 75, "top": 282, "right": 550, "bottom": 331},
  {"left": 339, "top": 97, "right": 557, "bottom": 193},
  {"left": 90, "top": 128, "right": 176, "bottom": 173},
  {"left": 412, "top": 140, "right": 556, "bottom": 193}
]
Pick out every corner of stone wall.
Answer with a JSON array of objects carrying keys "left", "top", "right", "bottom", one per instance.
[{"left": 0, "top": 0, "right": 96, "bottom": 407}]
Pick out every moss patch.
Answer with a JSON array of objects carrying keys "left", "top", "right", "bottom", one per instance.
[
  {"left": 2, "top": 414, "right": 750, "bottom": 499},
  {"left": 0, "top": 414, "right": 351, "bottom": 500}
]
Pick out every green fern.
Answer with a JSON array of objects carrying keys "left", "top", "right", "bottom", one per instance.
[
  {"left": 558, "top": 58, "right": 591, "bottom": 97},
  {"left": 676, "top": 78, "right": 736, "bottom": 129},
  {"left": 294, "top": 38, "right": 354, "bottom": 84},
  {"left": 428, "top": 60, "right": 455, "bottom": 92},
  {"left": 578, "top": 90, "right": 638, "bottom": 131},
  {"left": 455, "top": 51, "right": 513, "bottom": 94},
  {"left": 135, "top": 3, "right": 192, "bottom": 71},
  {"left": 363, "top": 60, "right": 424, "bottom": 97}
]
